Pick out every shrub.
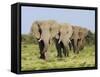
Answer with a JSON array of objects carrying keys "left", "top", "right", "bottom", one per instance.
[{"left": 21, "top": 34, "right": 38, "bottom": 44}]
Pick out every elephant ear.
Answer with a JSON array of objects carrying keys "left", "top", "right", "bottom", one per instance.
[{"left": 30, "top": 21, "right": 41, "bottom": 39}]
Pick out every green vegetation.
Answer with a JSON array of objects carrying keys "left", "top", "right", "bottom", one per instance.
[
  {"left": 21, "top": 43, "right": 95, "bottom": 71},
  {"left": 21, "top": 34, "right": 38, "bottom": 44},
  {"left": 86, "top": 31, "right": 95, "bottom": 45}
]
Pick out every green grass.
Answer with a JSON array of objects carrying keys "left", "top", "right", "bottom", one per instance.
[{"left": 21, "top": 43, "right": 95, "bottom": 71}]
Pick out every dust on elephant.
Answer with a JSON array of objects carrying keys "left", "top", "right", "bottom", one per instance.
[
  {"left": 54, "top": 23, "right": 73, "bottom": 58},
  {"left": 71, "top": 26, "right": 89, "bottom": 54},
  {"left": 30, "top": 20, "right": 59, "bottom": 60}
]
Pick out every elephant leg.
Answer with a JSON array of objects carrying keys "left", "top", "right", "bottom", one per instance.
[
  {"left": 81, "top": 39, "right": 85, "bottom": 49},
  {"left": 39, "top": 40, "right": 45, "bottom": 59},
  {"left": 57, "top": 44, "right": 62, "bottom": 58},
  {"left": 69, "top": 41, "right": 72, "bottom": 51},
  {"left": 55, "top": 39, "right": 62, "bottom": 58},
  {"left": 62, "top": 41, "right": 69, "bottom": 57},
  {"left": 39, "top": 40, "right": 48, "bottom": 60},
  {"left": 71, "top": 39, "right": 76, "bottom": 53},
  {"left": 76, "top": 40, "right": 80, "bottom": 54},
  {"left": 63, "top": 46, "right": 69, "bottom": 57},
  {"left": 72, "top": 39, "right": 79, "bottom": 54},
  {"left": 77, "top": 39, "right": 81, "bottom": 51},
  {"left": 42, "top": 41, "right": 49, "bottom": 60},
  {"left": 71, "top": 39, "right": 74, "bottom": 52},
  {"left": 59, "top": 41, "right": 64, "bottom": 57},
  {"left": 79, "top": 39, "right": 85, "bottom": 51},
  {"left": 77, "top": 39, "right": 81, "bottom": 53}
]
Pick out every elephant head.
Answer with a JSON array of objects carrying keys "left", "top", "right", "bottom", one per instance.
[
  {"left": 30, "top": 20, "right": 59, "bottom": 60},
  {"left": 78, "top": 27, "right": 89, "bottom": 50},
  {"left": 71, "top": 26, "right": 81, "bottom": 53},
  {"left": 54, "top": 23, "right": 73, "bottom": 58}
]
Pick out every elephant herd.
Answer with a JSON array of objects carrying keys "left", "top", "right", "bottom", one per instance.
[{"left": 30, "top": 20, "right": 89, "bottom": 60}]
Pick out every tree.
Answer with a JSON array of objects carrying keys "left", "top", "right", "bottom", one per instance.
[{"left": 86, "top": 30, "right": 95, "bottom": 45}]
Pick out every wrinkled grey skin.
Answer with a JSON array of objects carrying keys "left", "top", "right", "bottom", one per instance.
[
  {"left": 71, "top": 26, "right": 89, "bottom": 54},
  {"left": 54, "top": 23, "right": 73, "bottom": 58},
  {"left": 30, "top": 20, "right": 59, "bottom": 60}
]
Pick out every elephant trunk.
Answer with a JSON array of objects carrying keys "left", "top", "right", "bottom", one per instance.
[
  {"left": 43, "top": 39, "right": 49, "bottom": 60},
  {"left": 62, "top": 39, "right": 70, "bottom": 57},
  {"left": 38, "top": 36, "right": 49, "bottom": 60},
  {"left": 73, "top": 38, "right": 79, "bottom": 54}
]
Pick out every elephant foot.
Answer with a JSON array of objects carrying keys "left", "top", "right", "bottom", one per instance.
[
  {"left": 76, "top": 51, "right": 79, "bottom": 54},
  {"left": 40, "top": 52, "right": 48, "bottom": 60},
  {"left": 73, "top": 51, "right": 75, "bottom": 53},
  {"left": 40, "top": 54, "right": 46, "bottom": 60},
  {"left": 40, "top": 56, "right": 46, "bottom": 60},
  {"left": 63, "top": 54, "right": 66, "bottom": 57},
  {"left": 73, "top": 50, "right": 79, "bottom": 54},
  {"left": 40, "top": 55, "right": 45, "bottom": 59},
  {"left": 57, "top": 54, "right": 62, "bottom": 58},
  {"left": 67, "top": 54, "right": 69, "bottom": 57},
  {"left": 64, "top": 54, "right": 69, "bottom": 57},
  {"left": 79, "top": 46, "right": 84, "bottom": 51}
]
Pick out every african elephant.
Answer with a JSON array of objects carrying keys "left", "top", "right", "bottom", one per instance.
[
  {"left": 71, "top": 26, "right": 89, "bottom": 54},
  {"left": 78, "top": 27, "right": 89, "bottom": 50},
  {"left": 30, "top": 20, "right": 59, "bottom": 60},
  {"left": 54, "top": 23, "right": 73, "bottom": 58}
]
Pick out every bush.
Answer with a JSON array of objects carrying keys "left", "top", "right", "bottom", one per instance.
[
  {"left": 21, "top": 34, "right": 38, "bottom": 44},
  {"left": 86, "top": 31, "right": 95, "bottom": 45}
]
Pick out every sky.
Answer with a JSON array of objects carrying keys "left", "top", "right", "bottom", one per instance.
[{"left": 21, "top": 6, "right": 95, "bottom": 34}]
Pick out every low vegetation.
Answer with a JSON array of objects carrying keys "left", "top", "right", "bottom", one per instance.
[{"left": 21, "top": 43, "right": 95, "bottom": 71}]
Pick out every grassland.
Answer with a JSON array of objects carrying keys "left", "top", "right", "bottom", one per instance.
[{"left": 21, "top": 43, "right": 95, "bottom": 71}]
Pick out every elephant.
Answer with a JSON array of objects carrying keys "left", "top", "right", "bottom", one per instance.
[
  {"left": 30, "top": 20, "right": 89, "bottom": 59},
  {"left": 78, "top": 27, "right": 89, "bottom": 51},
  {"left": 30, "top": 20, "right": 59, "bottom": 60},
  {"left": 70, "top": 26, "right": 89, "bottom": 54},
  {"left": 54, "top": 23, "right": 73, "bottom": 58}
]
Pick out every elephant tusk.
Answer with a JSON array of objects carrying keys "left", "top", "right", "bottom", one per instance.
[
  {"left": 69, "top": 40, "right": 71, "bottom": 43},
  {"left": 58, "top": 39, "right": 61, "bottom": 44},
  {"left": 38, "top": 38, "right": 42, "bottom": 42}
]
